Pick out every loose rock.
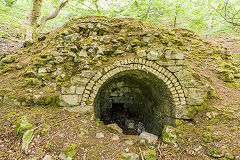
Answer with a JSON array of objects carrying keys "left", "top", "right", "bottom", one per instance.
[
  {"left": 139, "top": 132, "right": 158, "bottom": 144},
  {"left": 107, "top": 123, "right": 123, "bottom": 133},
  {"left": 96, "top": 132, "right": 104, "bottom": 138},
  {"left": 43, "top": 155, "right": 52, "bottom": 160}
]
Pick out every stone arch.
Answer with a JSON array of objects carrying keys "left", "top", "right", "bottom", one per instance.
[{"left": 80, "top": 58, "right": 187, "bottom": 119}]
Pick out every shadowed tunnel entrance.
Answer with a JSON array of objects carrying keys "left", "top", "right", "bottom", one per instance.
[{"left": 94, "top": 70, "right": 176, "bottom": 136}]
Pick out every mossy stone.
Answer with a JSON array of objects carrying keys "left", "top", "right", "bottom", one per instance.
[
  {"left": 14, "top": 116, "right": 33, "bottom": 137},
  {"left": 1, "top": 55, "right": 15, "bottom": 63},
  {"left": 217, "top": 69, "right": 234, "bottom": 82},
  {"left": 22, "top": 129, "right": 34, "bottom": 153},
  {"left": 234, "top": 73, "right": 240, "bottom": 79}
]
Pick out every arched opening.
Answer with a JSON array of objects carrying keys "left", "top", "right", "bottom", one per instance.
[{"left": 94, "top": 70, "right": 176, "bottom": 136}]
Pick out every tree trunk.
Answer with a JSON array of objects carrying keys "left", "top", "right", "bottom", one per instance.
[
  {"left": 25, "top": 0, "right": 68, "bottom": 42},
  {"left": 173, "top": 0, "right": 180, "bottom": 28},
  {"left": 26, "top": 0, "right": 43, "bottom": 41},
  {"left": 92, "top": 0, "right": 100, "bottom": 12},
  {"left": 173, "top": 14, "right": 177, "bottom": 28},
  {"left": 146, "top": 0, "right": 152, "bottom": 20}
]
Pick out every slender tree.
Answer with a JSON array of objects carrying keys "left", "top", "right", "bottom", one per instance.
[{"left": 25, "top": 0, "right": 68, "bottom": 42}]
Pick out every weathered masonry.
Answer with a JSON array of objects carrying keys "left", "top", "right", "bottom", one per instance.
[
  {"left": 60, "top": 58, "right": 206, "bottom": 135},
  {"left": 0, "top": 17, "right": 208, "bottom": 136}
]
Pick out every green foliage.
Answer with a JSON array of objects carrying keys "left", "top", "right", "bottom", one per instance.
[
  {"left": 4, "top": 0, "right": 17, "bottom": 7},
  {"left": 0, "top": 0, "right": 239, "bottom": 37}
]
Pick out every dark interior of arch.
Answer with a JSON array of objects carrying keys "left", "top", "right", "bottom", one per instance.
[{"left": 94, "top": 70, "right": 176, "bottom": 136}]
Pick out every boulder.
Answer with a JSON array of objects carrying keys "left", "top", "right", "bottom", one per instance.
[
  {"left": 114, "top": 49, "right": 124, "bottom": 55},
  {"left": 171, "top": 49, "right": 184, "bottom": 60},
  {"left": 38, "top": 67, "right": 47, "bottom": 73},
  {"left": 88, "top": 23, "right": 95, "bottom": 29},
  {"left": 78, "top": 49, "right": 88, "bottom": 57},
  {"left": 100, "top": 36, "right": 111, "bottom": 44},
  {"left": 175, "top": 70, "right": 193, "bottom": 81},
  {"left": 71, "top": 76, "right": 89, "bottom": 85},
  {"left": 80, "top": 70, "right": 96, "bottom": 78},
  {"left": 64, "top": 33, "right": 79, "bottom": 42}
]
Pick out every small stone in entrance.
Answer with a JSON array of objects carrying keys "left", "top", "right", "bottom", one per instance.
[{"left": 139, "top": 132, "right": 158, "bottom": 144}]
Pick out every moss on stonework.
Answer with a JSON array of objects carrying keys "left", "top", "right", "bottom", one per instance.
[
  {"left": 217, "top": 69, "right": 234, "bottom": 82},
  {"left": 22, "top": 78, "right": 43, "bottom": 88},
  {"left": 234, "top": 73, "right": 240, "bottom": 79},
  {"left": 0, "top": 16, "right": 230, "bottom": 110},
  {"left": 0, "top": 65, "right": 13, "bottom": 74}
]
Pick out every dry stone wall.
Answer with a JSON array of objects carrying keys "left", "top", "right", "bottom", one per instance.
[
  {"left": 60, "top": 57, "right": 206, "bottom": 119},
  {"left": 0, "top": 17, "right": 208, "bottom": 122}
]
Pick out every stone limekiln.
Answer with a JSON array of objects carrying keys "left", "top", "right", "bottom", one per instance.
[{"left": 0, "top": 16, "right": 214, "bottom": 136}]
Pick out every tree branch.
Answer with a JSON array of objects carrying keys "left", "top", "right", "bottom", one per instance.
[
  {"left": 146, "top": 0, "right": 152, "bottom": 20},
  {"left": 224, "top": 0, "right": 229, "bottom": 18},
  {"left": 188, "top": 0, "right": 205, "bottom": 6},
  {"left": 209, "top": 3, "right": 240, "bottom": 26},
  {"left": 38, "top": 0, "right": 68, "bottom": 29}
]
